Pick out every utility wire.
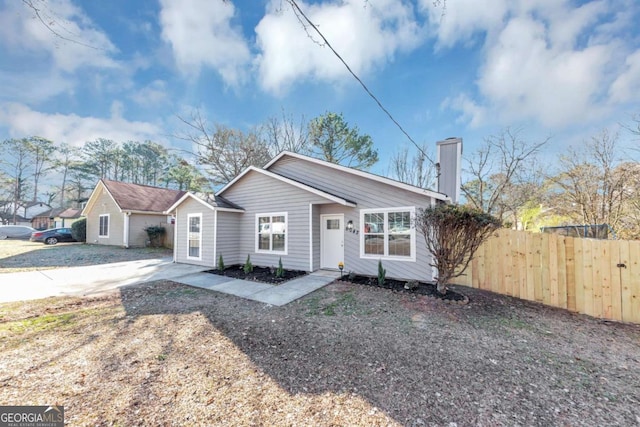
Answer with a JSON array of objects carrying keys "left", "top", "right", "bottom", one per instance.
[{"left": 285, "top": 0, "right": 437, "bottom": 167}]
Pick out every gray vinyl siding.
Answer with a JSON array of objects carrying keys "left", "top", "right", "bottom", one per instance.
[
  {"left": 221, "top": 170, "right": 331, "bottom": 271},
  {"left": 128, "top": 214, "right": 172, "bottom": 248},
  {"left": 216, "top": 211, "right": 242, "bottom": 265},
  {"left": 174, "top": 198, "right": 216, "bottom": 267},
  {"left": 86, "top": 186, "right": 124, "bottom": 246},
  {"left": 270, "top": 156, "right": 436, "bottom": 281}
]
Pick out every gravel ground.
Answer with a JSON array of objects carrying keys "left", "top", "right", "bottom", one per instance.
[
  {"left": 1, "top": 277, "right": 639, "bottom": 426},
  {"left": 0, "top": 240, "right": 172, "bottom": 273}
]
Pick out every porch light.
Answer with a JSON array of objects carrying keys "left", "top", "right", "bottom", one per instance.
[
  {"left": 346, "top": 220, "right": 354, "bottom": 232},
  {"left": 338, "top": 261, "right": 344, "bottom": 279}
]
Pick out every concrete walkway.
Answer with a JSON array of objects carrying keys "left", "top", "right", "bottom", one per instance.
[
  {"left": 0, "top": 258, "right": 339, "bottom": 306},
  {"left": 173, "top": 270, "right": 340, "bottom": 306}
]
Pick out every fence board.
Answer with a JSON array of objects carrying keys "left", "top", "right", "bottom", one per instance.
[
  {"left": 599, "top": 240, "right": 612, "bottom": 319},
  {"left": 518, "top": 232, "right": 528, "bottom": 299},
  {"left": 565, "top": 237, "right": 576, "bottom": 312},
  {"left": 591, "top": 240, "right": 604, "bottom": 319},
  {"left": 609, "top": 241, "right": 622, "bottom": 320},
  {"left": 556, "top": 235, "right": 567, "bottom": 309},
  {"left": 532, "top": 234, "right": 543, "bottom": 302},
  {"left": 628, "top": 241, "right": 640, "bottom": 324}
]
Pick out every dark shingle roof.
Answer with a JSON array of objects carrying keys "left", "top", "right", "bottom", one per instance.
[{"left": 102, "top": 180, "right": 186, "bottom": 213}]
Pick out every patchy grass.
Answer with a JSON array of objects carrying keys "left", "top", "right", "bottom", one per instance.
[
  {"left": 0, "top": 240, "right": 171, "bottom": 273},
  {"left": 0, "top": 280, "right": 639, "bottom": 426}
]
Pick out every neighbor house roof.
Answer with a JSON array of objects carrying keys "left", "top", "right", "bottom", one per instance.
[
  {"left": 263, "top": 151, "right": 449, "bottom": 201},
  {"left": 83, "top": 180, "right": 187, "bottom": 215},
  {"left": 58, "top": 208, "right": 82, "bottom": 219}
]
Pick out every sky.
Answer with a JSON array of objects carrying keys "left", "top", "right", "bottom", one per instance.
[{"left": 1, "top": 0, "right": 639, "bottom": 177}]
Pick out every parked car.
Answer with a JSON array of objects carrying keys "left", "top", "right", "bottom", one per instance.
[
  {"left": 30, "top": 228, "right": 77, "bottom": 245},
  {"left": 0, "top": 225, "right": 36, "bottom": 240}
]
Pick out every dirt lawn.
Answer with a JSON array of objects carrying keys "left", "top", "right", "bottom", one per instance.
[
  {"left": 0, "top": 240, "right": 172, "bottom": 273},
  {"left": 1, "top": 241, "right": 639, "bottom": 426}
]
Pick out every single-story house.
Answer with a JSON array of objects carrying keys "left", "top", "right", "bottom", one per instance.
[
  {"left": 167, "top": 138, "right": 462, "bottom": 281},
  {"left": 82, "top": 180, "right": 186, "bottom": 248},
  {"left": 31, "top": 207, "right": 83, "bottom": 230}
]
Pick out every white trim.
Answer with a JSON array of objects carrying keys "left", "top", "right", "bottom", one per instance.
[
  {"left": 264, "top": 151, "right": 449, "bottom": 201},
  {"left": 213, "top": 209, "right": 218, "bottom": 266},
  {"left": 217, "top": 166, "right": 357, "bottom": 207},
  {"left": 165, "top": 192, "right": 244, "bottom": 214},
  {"left": 320, "top": 213, "right": 344, "bottom": 270},
  {"left": 98, "top": 213, "right": 110, "bottom": 238},
  {"left": 309, "top": 204, "right": 313, "bottom": 272},
  {"left": 173, "top": 210, "right": 178, "bottom": 262},
  {"left": 123, "top": 212, "right": 130, "bottom": 248},
  {"left": 255, "top": 212, "right": 288, "bottom": 255},
  {"left": 186, "top": 213, "right": 202, "bottom": 261},
  {"left": 359, "top": 206, "right": 416, "bottom": 262}
]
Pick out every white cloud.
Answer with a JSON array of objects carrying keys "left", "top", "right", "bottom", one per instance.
[
  {"left": 609, "top": 49, "right": 640, "bottom": 104},
  {"left": 131, "top": 80, "right": 169, "bottom": 107},
  {"left": 425, "top": 0, "right": 639, "bottom": 128},
  {"left": 255, "top": 0, "right": 422, "bottom": 94},
  {"left": 0, "top": 0, "right": 118, "bottom": 72},
  {"left": 0, "top": 103, "right": 162, "bottom": 147},
  {"left": 159, "top": 0, "right": 250, "bottom": 85}
]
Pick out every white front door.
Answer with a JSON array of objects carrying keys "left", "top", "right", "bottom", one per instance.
[{"left": 321, "top": 214, "right": 344, "bottom": 269}]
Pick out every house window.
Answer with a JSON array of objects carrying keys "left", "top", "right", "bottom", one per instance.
[
  {"left": 99, "top": 214, "right": 109, "bottom": 237},
  {"left": 360, "top": 207, "right": 415, "bottom": 261},
  {"left": 187, "top": 214, "right": 202, "bottom": 260},
  {"left": 256, "top": 213, "right": 287, "bottom": 254}
]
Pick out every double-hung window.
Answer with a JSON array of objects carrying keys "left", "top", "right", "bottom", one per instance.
[
  {"left": 360, "top": 207, "right": 415, "bottom": 261},
  {"left": 99, "top": 214, "right": 109, "bottom": 238},
  {"left": 187, "top": 213, "right": 202, "bottom": 260},
  {"left": 256, "top": 213, "right": 287, "bottom": 254}
]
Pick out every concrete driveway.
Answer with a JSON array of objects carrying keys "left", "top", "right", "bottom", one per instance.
[{"left": 0, "top": 258, "right": 209, "bottom": 303}]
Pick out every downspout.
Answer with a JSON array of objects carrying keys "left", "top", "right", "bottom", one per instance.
[
  {"left": 213, "top": 209, "right": 218, "bottom": 267},
  {"left": 123, "top": 212, "right": 130, "bottom": 248},
  {"left": 309, "top": 203, "right": 313, "bottom": 272},
  {"left": 172, "top": 210, "right": 178, "bottom": 263}
]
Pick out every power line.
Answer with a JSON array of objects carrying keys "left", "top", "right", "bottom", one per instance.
[{"left": 285, "top": 0, "right": 436, "bottom": 167}]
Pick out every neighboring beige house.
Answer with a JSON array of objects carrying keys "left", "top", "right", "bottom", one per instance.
[{"left": 82, "top": 180, "right": 185, "bottom": 248}]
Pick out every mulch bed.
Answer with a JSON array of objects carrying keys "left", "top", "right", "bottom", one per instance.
[
  {"left": 339, "top": 274, "right": 468, "bottom": 303},
  {"left": 206, "top": 264, "right": 308, "bottom": 284}
]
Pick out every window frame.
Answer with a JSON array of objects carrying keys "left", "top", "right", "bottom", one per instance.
[
  {"left": 359, "top": 207, "right": 416, "bottom": 262},
  {"left": 98, "top": 214, "right": 109, "bottom": 238},
  {"left": 187, "top": 213, "right": 202, "bottom": 261},
  {"left": 255, "top": 212, "right": 288, "bottom": 255}
]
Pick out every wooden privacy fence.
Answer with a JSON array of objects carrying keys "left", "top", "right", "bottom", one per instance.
[{"left": 453, "top": 229, "right": 640, "bottom": 324}]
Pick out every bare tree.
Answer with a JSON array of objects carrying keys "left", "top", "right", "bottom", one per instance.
[
  {"left": 261, "top": 109, "right": 310, "bottom": 157},
  {"left": 0, "top": 139, "right": 33, "bottom": 224},
  {"left": 53, "top": 143, "right": 80, "bottom": 207},
  {"left": 388, "top": 144, "right": 436, "bottom": 189},
  {"left": 175, "top": 110, "right": 271, "bottom": 186},
  {"left": 550, "top": 129, "right": 634, "bottom": 236},
  {"left": 461, "top": 128, "right": 549, "bottom": 226}
]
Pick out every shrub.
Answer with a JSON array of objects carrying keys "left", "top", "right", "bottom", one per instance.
[
  {"left": 415, "top": 204, "right": 501, "bottom": 294},
  {"left": 217, "top": 254, "right": 225, "bottom": 271},
  {"left": 275, "top": 257, "right": 285, "bottom": 278},
  {"left": 144, "top": 225, "right": 166, "bottom": 247},
  {"left": 71, "top": 218, "right": 86, "bottom": 242},
  {"left": 243, "top": 254, "right": 253, "bottom": 274},
  {"left": 377, "top": 260, "right": 386, "bottom": 286}
]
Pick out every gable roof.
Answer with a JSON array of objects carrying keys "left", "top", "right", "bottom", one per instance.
[
  {"left": 263, "top": 151, "right": 449, "bottom": 201},
  {"left": 83, "top": 180, "right": 187, "bottom": 215},
  {"left": 216, "top": 166, "right": 357, "bottom": 207},
  {"left": 165, "top": 192, "right": 245, "bottom": 214}
]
